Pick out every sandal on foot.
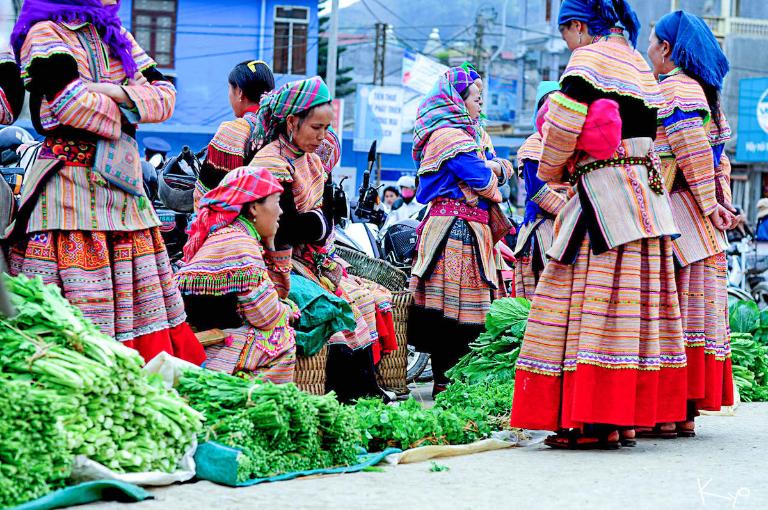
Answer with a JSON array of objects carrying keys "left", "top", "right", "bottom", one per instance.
[
  {"left": 619, "top": 428, "right": 637, "bottom": 447},
  {"left": 676, "top": 421, "right": 696, "bottom": 438},
  {"left": 635, "top": 424, "right": 677, "bottom": 439},
  {"left": 544, "top": 429, "right": 620, "bottom": 450}
]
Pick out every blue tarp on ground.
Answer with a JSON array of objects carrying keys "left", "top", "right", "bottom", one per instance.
[
  {"left": 10, "top": 480, "right": 151, "bottom": 510},
  {"left": 194, "top": 441, "right": 400, "bottom": 487}
]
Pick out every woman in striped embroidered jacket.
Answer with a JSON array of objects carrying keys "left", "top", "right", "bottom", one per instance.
[
  {"left": 0, "top": 49, "right": 24, "bottom": 125},
  {"left": 514, "top": 82, "right": 568, "bottom": 299},
  {"left": 647, "top": 10, "right": 737, "bottom": 437},
  {"left": 250, "top": 77, "right": 396, "bottom": 402},
  {"left": 193, "top": 60, "right": 275, "bottom": 210},
  {"left": 176, "top": 167, "right": 298, "bottom": 383},
  {"left": 408, "top": 67, "right": 514, "bottom": 397},
  {"left": 6, "top": 0, "right": 205, "bottom": 365},
  {"left": 510, "top": 0, "right": 687, "bottom": 449}
]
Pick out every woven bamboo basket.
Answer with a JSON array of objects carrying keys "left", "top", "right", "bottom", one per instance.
[
  {"left": 295, "top": 344, "right": 329, "bottom": 395},
  {"left": 334, "top": 245, "right": 410, "bottom": 393},
  {"left": 334, "top": 246, "right": 407, "bottom": 292},
  {"left": 376, "top": 290, "right": 412, "bottom": 394}
]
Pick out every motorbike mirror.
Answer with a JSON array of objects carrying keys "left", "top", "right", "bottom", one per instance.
[
  {"left": 367, "top": 141, "right": 377, "bottom": 163},
  {"left": 338, "top": 175, "right": 348, "bottom": 186}
]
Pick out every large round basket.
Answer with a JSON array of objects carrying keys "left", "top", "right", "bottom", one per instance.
[
  {"left": 295, "top": 344, "right": 329, "bottom": 395},
  {"left": 334, "top": 246, "right": 410, "bottom": 395}
]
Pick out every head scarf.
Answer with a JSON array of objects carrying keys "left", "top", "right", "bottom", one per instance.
[
  {"left": 460, "top": 61, "right": 481, "bottom": 83},
  {"left": 413, "top": 67, "right": 479, "bottom": 166},
  {"left": 654, "top": 10, "right": 729, "bottom": 90},
  {"left": 533, "top": 81, "right": 560, "bottom": 130},
  {"left": 11, "top": 0, "right": 137, "bottom": 76},
  {"left": 256, "top": 76, "right": 332, "bottom": 145},
  {"left": 183, "top": 166, "right": 282, "bottom": 262},
  {"left": 558, "top": 0, "right": 641, "bottom": 48}
]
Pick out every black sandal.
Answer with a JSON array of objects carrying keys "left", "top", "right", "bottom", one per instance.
[
  {"left": 635, "top": 424, "right": 677, "bottom": 439},
  {"left": 544, "top": 428, "right": 620, "bottom": 450},
  {"left": 619, "top": 428, "right": 636, "bottom": 447}
]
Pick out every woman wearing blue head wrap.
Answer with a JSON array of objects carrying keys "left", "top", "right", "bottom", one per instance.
[
  {"left": 647, "top": 11, "right": 736, "bottom": 437},
  {"left": 510, "top": 0, "right": 687, "bottom": 449}
]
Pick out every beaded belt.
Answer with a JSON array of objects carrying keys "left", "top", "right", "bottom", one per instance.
[
  {"left": 429, "top": 198, "right": 489, "bottom": 224},
  {"left": 570, "top": 156, "right": 664, "bottom": 194}
]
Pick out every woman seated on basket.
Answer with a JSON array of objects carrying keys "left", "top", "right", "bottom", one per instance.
[{"left": 175, "top": 167, "right": 299, "bottom": 383}]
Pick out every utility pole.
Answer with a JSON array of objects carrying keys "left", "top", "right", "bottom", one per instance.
[
  {"left": 326, "top": 0, "right": 340, "bottom": 93},
  {"left": 473, "top": 13, "right": 486, "bottom": 73},
  {"left": 485, "top": 0, "right": 509, "bottom": 107},
  {"left": 372, "top": 21, "right": 387, "bottom": 183},
  {"left": 373, "top": 22, "right": 387, "bottom": 86}
]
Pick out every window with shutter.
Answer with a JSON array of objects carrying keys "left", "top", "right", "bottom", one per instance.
[
  {"left": 131, "top": 0, "right": 178, "bottom": 69},
  {"left": 273, "top": 6, "right": 310, "bottom": 75}
]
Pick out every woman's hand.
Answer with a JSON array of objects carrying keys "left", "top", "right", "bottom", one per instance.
[
  {"left": 708, "top": 204, "right": 736, "bottom": 231},
  {"left": 485, "top": 159, "right": 503, "bottom": 177},
  {"left": 129, "top": 72, "right": 149, "bottom": 86},
  {"left": 86, "top": 82, "right": 132, "bottom": 105},
  {"left": 262, "top": 235, "right": 277, "bottom": 251}
]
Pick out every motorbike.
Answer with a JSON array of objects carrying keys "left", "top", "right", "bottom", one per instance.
[{"left": 727, "top": 220, "right": 768, "bottom": 307}]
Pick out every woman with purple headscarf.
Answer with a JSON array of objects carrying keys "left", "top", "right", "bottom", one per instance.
[
  {"left": 6, "top": 0, "right": 205, "bottom": 366},
  {"left": 409, "top": 67, "right": 513, "bottom": 397}
]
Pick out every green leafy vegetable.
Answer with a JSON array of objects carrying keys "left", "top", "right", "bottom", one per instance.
[
  {"left": 729, "top": 299, "right": 761, "bottom": 334},
  {"left": 730, "top": 332, "right": 768, "bottom": 402},
  {"left": 0, "top": 274, "right": 202, "bottom": 505},
  {"left": 177, "top": 369, "right": 360, "bottom": 481},
  {"left": 430, "top": 462, "right": 450, "bottom": 472}
]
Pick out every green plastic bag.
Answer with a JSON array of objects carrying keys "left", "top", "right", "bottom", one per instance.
[
  {"left": 11, "top": 480, "right": 151, "bottom": 510},
  {"left": 288, "top": 275, "right": 356, "bottom": 356},
  {"left": 194, "top": 441, "right": 399, "bottom": 487}
]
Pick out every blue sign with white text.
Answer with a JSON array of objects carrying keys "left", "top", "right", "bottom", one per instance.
[{"left": 737, "top": 77, "right": 768, "bottom": 162}]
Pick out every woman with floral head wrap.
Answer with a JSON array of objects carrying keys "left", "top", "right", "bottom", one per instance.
[
  {"left": 409, "top": 66, "right": 513, "bottom": 397},
  {"left": 6, "top": 0, "right": 205, "bottom": 365},
  {"left": 647, "top": 10, "right": 736, "bottom": 437},
  {"left": 510, "top": 0, "right": 687, "bottom": 449},
  {"left": 176, "top": 167, "right": 298, "bottom": 382},
  {"left": 250, "top": 77, "right": 395, "bottom": 401}
]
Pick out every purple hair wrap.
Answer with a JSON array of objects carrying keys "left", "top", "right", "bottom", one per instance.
[{"left": 11, "top": 0, "right": 138, "bottom": 77}]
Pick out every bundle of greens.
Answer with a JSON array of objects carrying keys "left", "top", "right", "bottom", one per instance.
[
  {"left": 0, "top": 275, "right": 202, "bottom": 489},
  {"left": 0, "top": 379, "right": 75, "bottom": 508},
  {"left": 177, "top": 369, "right": 360, "bottom": 481},
  {"left": 447, "top": 298, "right": 530, "bottom": 384},
  {"left": 728, "top": 299, "right": 768, "bottom": 401},
  {"left": 730, "top": 332, "right": 768, "bottom": 402},
  {"left": 354, "top": 381, "right": 516, "bottom": 451}
]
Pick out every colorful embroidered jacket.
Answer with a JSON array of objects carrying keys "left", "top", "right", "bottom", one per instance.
[
  {"left": 539, "top": 36, "right": 678, "bottom": 263},
  {"left": 13, "top": 20, "right": 175, "bottom": 235},
  {"left": 655, "top": 69, "right": 731, "bottom": 266},
  {"left": 0, "top": 50, "right": 24, "bottom": 125},
  {"left": 194, "top": 110, "right": 261, "bottom": 210},
  {"left": 513, "top": 133, "right": 568, "bottom": 260},
  {"left": 411, "top": 127, "right": 507, "bottom": 283},
  {"left": 175, "top": 218, "right": 296, "bottom": 375}
]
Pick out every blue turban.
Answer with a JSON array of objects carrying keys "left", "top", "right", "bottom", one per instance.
[
  {"left": 558, "top": 0, "right": 640, "bottom": 48},
  {"left": 533, "top": 81, "right": 560, "bottom": 129},
  {"left": 654, "top": 10, "right": 729, "bottom": 90}
]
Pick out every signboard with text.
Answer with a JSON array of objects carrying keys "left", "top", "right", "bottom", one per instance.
[
  {"left": 737, "top": 77, "right": 768, "bottom": 162},
  {"left": 353, "top": 85, "right": 404, "bottom": 155}
]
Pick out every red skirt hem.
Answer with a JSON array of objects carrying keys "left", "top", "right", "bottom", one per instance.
[
  {"left": 511, "top": 364, "right": 687, "bottom": 431},
  {"left": 124, "top": 322, "right": 206, "bottom": 366},
  {"left": 684, "top": 346, "right": 734, "bottom": 411}
]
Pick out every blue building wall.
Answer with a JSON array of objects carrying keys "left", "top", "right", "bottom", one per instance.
[{"left": 117, "top": 0, "right": 319, "bottom": 154}]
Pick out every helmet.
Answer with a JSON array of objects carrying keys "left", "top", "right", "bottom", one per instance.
[
  {"left": 0, "top": 126, "right": 34, "bottom": 152},
  {"left": 141, "top": 160, "right": 159, "bottom": 202},
  {"left": 383, "top": 218, "right": 419, "bottom": 267},
  {"left": 157, "top": 146, "right": 200, "bottom": 213},
  {"left": 396, "top": 175, "right": 416, "bottom": 189}
]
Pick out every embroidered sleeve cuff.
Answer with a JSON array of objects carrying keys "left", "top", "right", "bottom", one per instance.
[
  {"left": 264, "top": 247, "right": 293, "bottom": 273},
  {"left": 122, "top": 80, "right": 176, "bottom": 124},
  {"left": 49, "top": 78, "right": 121, "bottom": 139}
]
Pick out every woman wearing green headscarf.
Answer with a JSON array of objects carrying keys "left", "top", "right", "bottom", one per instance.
[{"left": 250, "top": 77, "right": 394, "bottom": 401}]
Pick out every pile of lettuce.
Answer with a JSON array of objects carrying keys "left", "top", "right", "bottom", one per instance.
[{"left": 729, "top": 299, "right": 768, "bottom": 402}]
